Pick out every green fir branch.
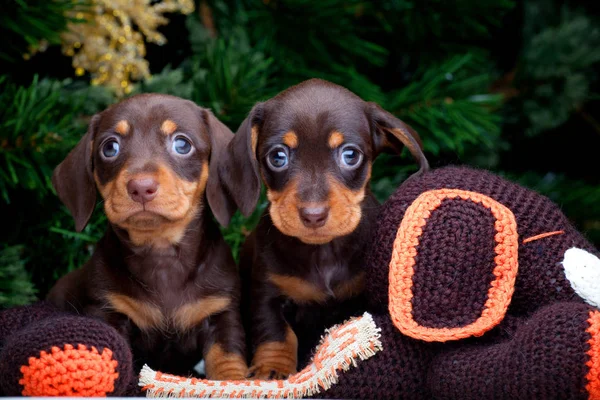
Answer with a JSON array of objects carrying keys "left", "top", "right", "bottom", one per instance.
[
  {"left": 0, "top": 75, "right": 96, "bottom": 203},
  {"left": 0, "top": 0, "right": 88, "bottom": 62},
  {"left": 388, "top": 53, "right": 504, "bottom": 155},
  {"left": 135, "top": 66, "right": 194, "bottom": 100},
  {"left": 516, "top": 10, "right": 600, "bottom": 136},
  {"left": 0, "top": 246, "right": 37, "bottom": 308},
  {"left": 374, "top": 0, "right": 514, "bottom": 54},
  {"left": 186, "top": 14, "right": 277, "bottom": 126},
  {"left": 505, "top": 171, "right": 600, "bottom": 244},
  {"left": 241, "top": 0, "right": 388, "bottom": 71}
]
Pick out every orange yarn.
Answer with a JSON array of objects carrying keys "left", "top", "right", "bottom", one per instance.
[
  {"left": 587, "top": 310, "right": 600, "bottom": 400},
  {"left": 139, "top": 313, "right": 382, "bottom": 398},
  {"left": 19, "top": 343, "right": 119, "bottom": 397},
  {"left": 522, "top": 230, "right": 565, "bottom": 244},
  {"left": 388, "top": 188, "right": 519, "bottom": 342}
]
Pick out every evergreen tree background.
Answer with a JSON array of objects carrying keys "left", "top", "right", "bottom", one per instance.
[{"left": 0, "top": 0, "right": 598, "bottom": 307}]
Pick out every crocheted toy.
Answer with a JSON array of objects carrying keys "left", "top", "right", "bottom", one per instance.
[
  {"left": 1, "top": 165, "right": 599, "bottom": 399},
  {"left": 137, "top": 165, "right": 600, "bottom": 399},
  {"left": 0, "top": 301, "right": 139, "bottom": 396},
  {"left": 321, "top": 165, "right": 600, "bottom": 399}
]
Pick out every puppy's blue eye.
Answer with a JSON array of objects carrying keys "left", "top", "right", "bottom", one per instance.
[
  {"left": 102, "top": 140, "right": 120, "bottom": 158},
  {"left": 172, "top": 136, "right": 192, "bottom": 155},
  {"left": 267, "top": 146, "right": 289, "bottom": 171},
  {"left": 340, "top": 145, "right": 363, "bottom": 169}
]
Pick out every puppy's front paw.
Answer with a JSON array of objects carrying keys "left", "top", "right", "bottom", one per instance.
[
  {"left": 211, "top": 365, "right": 248, "bottom": 381},
  {"left": 248, "top": 334, "right": 298, "bottom": 380},
  {"left": 204, "top": 345, "right": 248, "bottom": 381},
  {"left": 247, "top": 363, "right": 295, "bottom": 380}
]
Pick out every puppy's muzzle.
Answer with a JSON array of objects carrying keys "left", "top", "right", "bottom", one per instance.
[
  {"left": 299, "top": 206, "right": 330, "bottom": 229},
  {"left": 127, "top": 178, "right": 159, "bottom": 204}
]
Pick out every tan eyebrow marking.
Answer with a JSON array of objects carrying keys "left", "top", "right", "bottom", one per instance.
[
  {"left": 161, "top": 119, "right": 178, "bottom": 135},
  {"left": 115, "top": 120, "right": 130, "bottom": 136},
  {"left": 328, "top": 131, "right": 344, "bottom": 148},
  {"left": 282, "top": 131, "right": 298, "bottom": 149}
]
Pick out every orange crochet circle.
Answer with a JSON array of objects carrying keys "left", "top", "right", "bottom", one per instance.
[
  {"left": 388, "top": 188, "right": 519, "bottom": 342},
  {"left": 587, "top": 310, "right": 600, "bottom": 400},
  {"left": 19, "top": 343, "right": 119, "bottom": 396}
]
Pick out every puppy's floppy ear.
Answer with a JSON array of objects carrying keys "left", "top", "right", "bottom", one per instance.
[
  {"left": 367, "top": 102, "right": 429, "bottom": 174},
  {"left": 209, "top": 103, "right": 263, "bottom": 226},
  {"left": 51, "top": 114, "right": 100, "bottom": 232},
  {"left": 202, "top": 109, "right": 235, "bottom": 227}
]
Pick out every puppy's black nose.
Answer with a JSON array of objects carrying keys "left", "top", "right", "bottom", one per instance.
[
  {"left": 299, "top": 207, "right": 329, "bottom": 228},
  {"left": 127, "top": 178, "right": 159, "bottom": 204}
]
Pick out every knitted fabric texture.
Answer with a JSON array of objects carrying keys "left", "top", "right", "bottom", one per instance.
[
  {"left": 563, "top": 248, "right": 600, "bottom": 308},
  {"left": 367, "top": 165, "right": 599, "bottom": 317},
  {"left": 0, "top": 313, "right": 133, "bottom": 396},
  {"left": 19, "top": 344, "right": 118, "bottom": 396},
  {"left": 387, "top": 188, "right": 519, "bottom": 342},
  {"left": 587, "top": 310, "right": 600, "bottom": 399},
  {"left": 139, "top": 313, "right": 382, "bottom": 398},
  {"left": 310, "top": 313, "right": 434, "bottom": 400},
  {"left": 349, "top": 165, "right": 600, "bottom": 399},
  {"left": 428, "top": 302, "right": 598, "bottom": 400},
  {"left": 410, "top": 198, "right": 498, "bottom": 329},
  {"left": 0, "top": 301, "right": 59, "bottom": 347}
]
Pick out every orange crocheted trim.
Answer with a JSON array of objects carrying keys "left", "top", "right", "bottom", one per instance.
[
  {"left": 388, "top": 188, "right": 519, "bottom": 342},
  {"left": 522, "top": 230, "right": 564, "bottom": 244},
  {"left": 587, "top": 310, "right": 600, "bottom": 400},
  {"left": 19, "top": 343, "right": 119, "bottom": 396}
]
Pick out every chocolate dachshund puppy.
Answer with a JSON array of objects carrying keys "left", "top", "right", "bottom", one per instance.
[
  {"left": 48, "top": 94, "right": 247, "bottom": 379},
  {"left": 212, "top": 79, "right": 429, "bottom": 379}
]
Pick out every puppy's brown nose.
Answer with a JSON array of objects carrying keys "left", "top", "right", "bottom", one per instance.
[
  {"left": 299, "top": 207, "right": 329, "bottom": 228},
  {"left": 127, "top": 178, "right": 158, "bottom": 204}
]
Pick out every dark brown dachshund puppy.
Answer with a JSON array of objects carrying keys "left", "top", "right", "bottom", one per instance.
[
  {"left": 48, "top": 94, "right": 248, "bottom": 379},
  {"left": 212, "top": 79, "right": 429, "bottom": 379}
]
